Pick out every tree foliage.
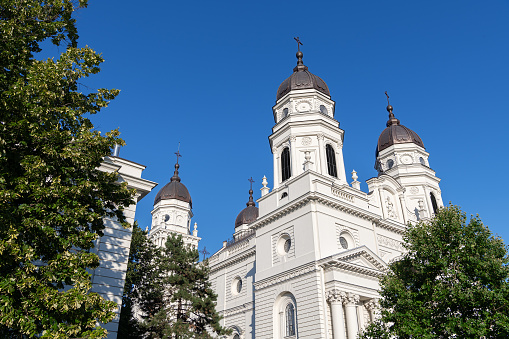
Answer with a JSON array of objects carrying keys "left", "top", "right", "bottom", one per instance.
[
  {"left": 362, "top": 205, "right": 509, "bottom": 338},
  {"left": 0, "top": 0, "right": 134, "bottom": 337},
  {"left": 118, "top": 223, "right": 154, "bottom": 338},
  {"left": 132, "top": 233, "right": 230, "bottom": 338}
]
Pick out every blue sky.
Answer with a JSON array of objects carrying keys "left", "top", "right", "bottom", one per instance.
[{"left": 65, "top": 0, "right": 508, "bottom": 255}]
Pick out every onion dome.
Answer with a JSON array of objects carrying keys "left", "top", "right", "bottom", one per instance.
[
  {"left": 235, "top": 188, "right": 259, "bottom": 228},
  {"left": 276, "top": 51, "right": 330, "bottom": 101},
  {"left": 153, "top": 163, "right": 192, "bottom": 207},
  {"left": 376, "top": 104, "right": 424, "bottom": 156}
]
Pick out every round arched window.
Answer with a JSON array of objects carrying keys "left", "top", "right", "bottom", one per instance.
[
  {"left": 419, "top": 157, "right": 425, "bottom": 166},
  {"left": 285, "top": 303, "right": 296, "bottom": 336},
  {"left": 233, "top": 334, "right": 240, "bottom": 339},
  {"left": 236, "top": 279, "right": 242, "bottom": 294}
]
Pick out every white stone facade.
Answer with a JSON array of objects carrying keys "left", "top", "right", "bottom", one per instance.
[
  {"left": 95, "top": 156, "right": 157, "bottom": 339},
  {"left": 206, "top": 58, "right": 443, "bottom": 338}
]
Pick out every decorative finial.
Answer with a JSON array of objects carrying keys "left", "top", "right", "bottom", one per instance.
[
  {"left": 293, "top": 37, "right": 308, "bottom": 72},
  {"left": 384, "top": 91, "right": 400, "bottom": 127},
  {"left": 171, "top": 144, "right": 182, "bottom": 182},
  {"left": 247, "top": 177, "right": 255, "bottom": 207}
]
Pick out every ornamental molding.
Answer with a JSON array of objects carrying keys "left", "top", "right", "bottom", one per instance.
[
  {"left": 331, "top": 186, "right": 355, "bottom": 203},
  {"left": 301, "top": 136, "right": 312, "bottom": 146},
  {"left": 377, "top": 234, "right": 405, "bottom": 251},
  {"left": 364, "top": 298, "right": 379, "bottom": 311},
  {"left": 345, "top": 293, "right": 360, "bottom": 305},
  {"left": 322, "top": 260, "right": 384, "bottom": 278},
  {"left": 326, "top": 289, "right": 346, "bottom": 303},
  {"left": 209, "top": 248, "right": 256, "bottom": 274},
  {"left": 253, "top": 263, "right": 317, "bottom": 291},
  {"left": 219, "top": 302, "right": 254, "bottom": 318},
  {"left": 375, "top": 219, "right": 406, "bottom": 234},
  {"left": 227, "top": 234, "right": 255, "bottom": 256}
]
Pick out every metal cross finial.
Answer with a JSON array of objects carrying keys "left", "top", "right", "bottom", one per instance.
[
  {"left": 175, "top": 142, "right": 182, "bottom": 164},
  {"left": 294, "top": 37, "right": 303, "bottom": 51},
  {"left": 385, "top": 91, "right": 390, "bottom": 105},
  {"left": 199, "top": 246, "right": 210, "bottom": 261},
  {"left": 248, "top": 177, "right": 255, "bottom": 190}
]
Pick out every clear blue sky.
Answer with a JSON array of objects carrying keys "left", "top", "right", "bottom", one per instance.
[{"left": 65, "top": 0, "right": 508, "bottom": 255}]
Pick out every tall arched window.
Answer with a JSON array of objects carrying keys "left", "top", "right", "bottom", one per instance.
[
  {"left": 430, "top": 192, "right": 438, "bottom": 214},
  {"left": 326, "top": 144, "right": 338, "bottom": 178},
  {"left": 281, "top": 147, "right": 291, "bottom": 182},
  {"left": 285, "top": 303, "right": 296, "bottom": 337}
]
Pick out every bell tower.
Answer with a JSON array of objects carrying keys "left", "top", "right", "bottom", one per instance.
[
  {"left": 149, "top": 154, "right": 200, "bottom": 249},
  {"left": 367, "top": 95, "right": 443, "bottom": 222},
  {"left": 269, "top": 48, "right": 346, "bottom": 189}
]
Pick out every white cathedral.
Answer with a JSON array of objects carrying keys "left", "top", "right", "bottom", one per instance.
[{"left": 147, "top": 50, "right": 444, "bottom": 339}]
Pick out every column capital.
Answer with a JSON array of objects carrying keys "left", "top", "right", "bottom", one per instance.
[
  {"left": 290, "top": 135, "right": 297, "bottom": 142},
  {"left": 345, "top": 292, "right": 360, "bottom": 305},
  {"left": 317, "top": 133, "right": 325, "bottom": 141},
  {"left": 364, "top": 298, "right": 379, "bottom": 311},
  {"left": 326, "top": 288, "right": 346, "bottom": 303}
]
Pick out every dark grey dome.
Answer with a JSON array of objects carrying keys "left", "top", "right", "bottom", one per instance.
[
  {"left": 154, "top": 163, "right": 192, "bottom": 207},
  {"left": 376, "top": 105, "right": 424, "bottom": 156},
  {"left": 276, "top": 51, "right": 330, "bottom": 101},
  {"left": 235, "top": 189, "right": 259, "bottom": 228}
]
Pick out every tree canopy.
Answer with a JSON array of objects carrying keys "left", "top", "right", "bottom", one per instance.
[
  {"left": 121, "top": 231, "right": 230, "bottom": 338},
  {"left": 0, "top": 0, "right": 134, "bottom": 337},
  {"left": 362, "top": 205, "right": 509, "bottom": 338}
]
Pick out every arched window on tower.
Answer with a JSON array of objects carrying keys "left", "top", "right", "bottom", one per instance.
[
  {"left": 281, "top": 147, "right": 291, "bottom": 182},
  {"left": 326, "top": 144, "right": 338, "bottom": 178},
  {"left": 285, "top": 303, "right": 296, "bottom": 337},
  {"left": 430, "top": 192, "right": 438, "bottom": 214}
]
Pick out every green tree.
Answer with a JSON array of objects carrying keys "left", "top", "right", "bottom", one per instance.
[
  {"left": 0, "top": 0, "right": 134, "bottom": 337},
  {"left": 361, "top": 205, "right": 509, "bottom": 339},
  {"left": 136, "top": 234, "right": 230, "bottom": 338},
  {"left": 118, "top": 223, "right": 156, "bottom": 339}
]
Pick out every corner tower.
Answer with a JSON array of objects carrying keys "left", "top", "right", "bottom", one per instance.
[
  {"left": 149, "top": 158, "right": 200, "bottom": 249},
  {"left": 269, "top": 50, "right": 347, "bottom": 189},
  {"left": 367, "top": 97, "right": 443, "bottom": 222}
]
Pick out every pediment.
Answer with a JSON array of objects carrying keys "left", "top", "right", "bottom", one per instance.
[{"left": 320, "top": 246, "right": 387, "bottom": 276}]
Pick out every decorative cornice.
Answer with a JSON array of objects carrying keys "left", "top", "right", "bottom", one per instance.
[
  {"left": 219, "top": 302, "right": 254, "bottom": 318},
  {"left": 253, "top": 263, "right": 317, "bottom": 291},
  {"left": 209, "top": 248, "right": 256, "bottom": 274}
]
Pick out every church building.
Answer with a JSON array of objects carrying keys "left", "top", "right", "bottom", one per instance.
[{"left": 148, "top": 49, "right": 444, "bottom": 339}]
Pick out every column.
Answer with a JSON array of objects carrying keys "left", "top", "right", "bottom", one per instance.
[
  {"left": 290, "top": 136, "right": 297, "bottom": 177},
  {"left": 317, "top": 134, "right": 326, "bottom": 175},
  {"left": 272, "top": 146, "right": 279, "bottom": 188},
  {"left": 364, "top": 299, "right": 379, "bottom": 323},
  {"left": 344, "top": 293, "right": 360, "bottom": 339},
  {"left": 336, "top": 141, "right": 347, "bottom": 184},
  {"left": 326, "top": 289, "right": 346, "bottom": 339}
]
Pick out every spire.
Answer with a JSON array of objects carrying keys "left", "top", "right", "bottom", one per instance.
[
  {"left": 293, "top": 37, "right": 308, "bottom": 72},
  {"left": 247, "top": 177, "right": 255, "bottom": 206},
  {"left": 385, "top": 91, "right": 400, "bottom": 127}
]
